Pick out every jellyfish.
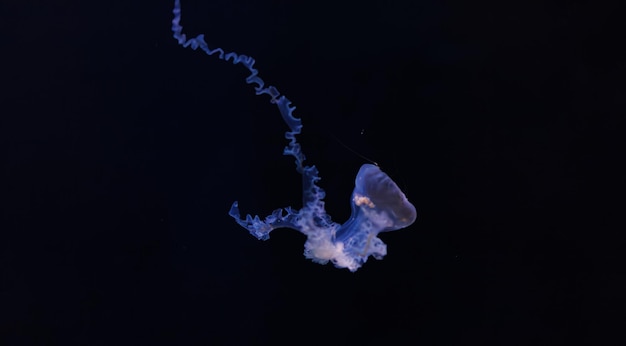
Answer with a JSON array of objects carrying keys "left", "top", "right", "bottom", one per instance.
[{"left": 172, "top": 0, "right": 417, "bottom": 271}]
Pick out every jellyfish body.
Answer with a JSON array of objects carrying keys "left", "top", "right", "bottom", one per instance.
[{"left": 172, "top": 0, "right": 417, "bottom": 271}]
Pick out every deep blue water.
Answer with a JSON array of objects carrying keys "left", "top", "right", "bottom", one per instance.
[{"left": 1, "top": 1, "right": 623, "bottom": 345}]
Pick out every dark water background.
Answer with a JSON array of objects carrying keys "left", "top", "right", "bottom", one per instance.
[{"left": 2, "top": 0, "right": 624, "bottom": 344}]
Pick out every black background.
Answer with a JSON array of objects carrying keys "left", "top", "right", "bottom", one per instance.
[{"left": 1, "top": 0, "right": 624, "bottom": 345}]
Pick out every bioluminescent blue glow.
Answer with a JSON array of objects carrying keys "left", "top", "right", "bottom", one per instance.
[{"left": 172, "top": 0, "right": 417, "bottom": 271}]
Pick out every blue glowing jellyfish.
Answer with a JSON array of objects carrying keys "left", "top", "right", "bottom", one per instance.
[{"left": 172, "top": 0, "right": 417, "bottom": 271}]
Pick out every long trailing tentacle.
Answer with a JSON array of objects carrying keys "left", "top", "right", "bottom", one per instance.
[{"left": 172, "top": 0, "right": 328, "bottom": 239}]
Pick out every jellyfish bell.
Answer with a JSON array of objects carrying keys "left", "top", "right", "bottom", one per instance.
[
  {"left": 332, "top": 164, "right": 417, "bottom": 269},
  {"left": 352, "top": 164, "right": 417, "bottom": 231}
]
